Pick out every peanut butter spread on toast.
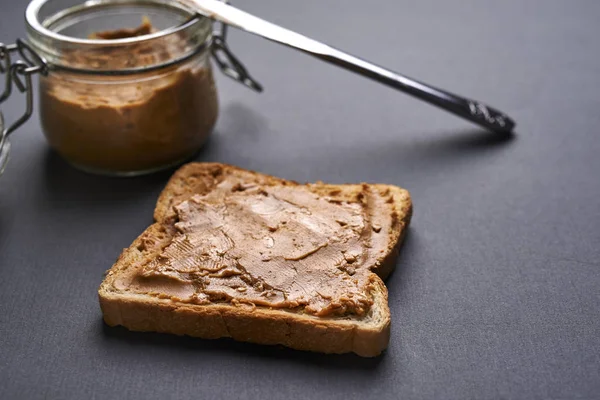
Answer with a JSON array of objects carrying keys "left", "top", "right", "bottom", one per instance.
[{"left": 115, "top": 180, "right": 397, "bottom": 317}]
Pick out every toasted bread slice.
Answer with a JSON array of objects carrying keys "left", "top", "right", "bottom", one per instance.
[{"left": 99, "top": 163, "right": 412, "bottom": 357}]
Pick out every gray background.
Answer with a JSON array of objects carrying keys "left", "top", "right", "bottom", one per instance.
[{"left": 1, "top": 0, "right": 600, "bottom": 399}]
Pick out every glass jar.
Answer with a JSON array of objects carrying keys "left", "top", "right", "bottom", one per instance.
[{"left": 0, "top": 0, "right": 259, "bottom": 176}]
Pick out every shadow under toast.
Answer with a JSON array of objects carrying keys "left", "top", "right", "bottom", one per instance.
[{"left": 100, "top": 321, "right": 385, "bottom": 370}]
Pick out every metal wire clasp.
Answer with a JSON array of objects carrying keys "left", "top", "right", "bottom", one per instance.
[
  {"left": 211, "top": 0, "right": 263, "bottom": 92},
  {"left": 0, "top": 39, "right": 48, "bottom": 137}
]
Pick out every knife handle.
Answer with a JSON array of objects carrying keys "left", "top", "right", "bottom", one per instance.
[
  {"left": 319, "top": 50, "right": 515, "bottom": 133},
  {"left": 187, "top": 0, "right": 516, "bottom": 133}
]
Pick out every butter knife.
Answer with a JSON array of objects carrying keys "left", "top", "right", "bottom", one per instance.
[{"left": 183, "top": 0, "right": 515, "bottom": 133}]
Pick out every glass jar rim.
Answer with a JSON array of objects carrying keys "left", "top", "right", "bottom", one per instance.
[
  {"left": 25, "top": 0, "right": 208, "bottom": 47},
  {"left": 24, "top": 0, "right": 214, "bottom": 74}
]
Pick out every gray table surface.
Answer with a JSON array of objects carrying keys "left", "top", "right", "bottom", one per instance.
[{"left": 1, "top": 1, "right": 600, "bottom": 399}]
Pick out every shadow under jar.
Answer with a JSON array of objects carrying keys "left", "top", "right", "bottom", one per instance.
[{"left": 27, "top": 0, "right": 219, "bottom": 176}]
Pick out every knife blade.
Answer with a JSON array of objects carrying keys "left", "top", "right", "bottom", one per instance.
[{"left": 183, "top": 0, "right": 516, "bottom": 133}]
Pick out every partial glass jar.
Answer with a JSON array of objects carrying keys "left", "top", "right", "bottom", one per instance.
[{"left": 26, "top": 0, "right": 218, "bottom": 176}]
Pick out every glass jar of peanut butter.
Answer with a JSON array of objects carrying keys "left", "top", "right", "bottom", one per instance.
[{"left": 0, "top": 0, "right": 259, "bottom": 176}]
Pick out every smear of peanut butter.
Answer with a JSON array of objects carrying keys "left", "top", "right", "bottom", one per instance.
[
  {"left": 123, "top": 179, "right": 395, "bottom": 317},
  {"left": 89, "top": 16, "right": 153, "bottom": 40}
]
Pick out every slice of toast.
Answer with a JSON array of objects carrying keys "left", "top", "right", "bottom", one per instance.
[{"left": 99, "top": 163, "right": 412, "bottom": 357}]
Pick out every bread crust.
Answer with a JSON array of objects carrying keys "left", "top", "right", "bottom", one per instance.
[{"left": 99, "top": 163, "right": 412, "bottom": 357}]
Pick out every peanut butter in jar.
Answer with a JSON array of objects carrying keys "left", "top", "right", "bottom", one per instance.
[
  {"left": 29, "top": 6, "right": 219, "bottom": 175},
  {"left": 40, "top": 50, "right": 218, "bottom": 174}
]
